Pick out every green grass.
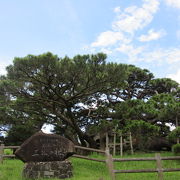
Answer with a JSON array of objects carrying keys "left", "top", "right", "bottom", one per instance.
[
  {"left": 0, "top": 152, "right": 179, "bottom": 180},
  {"left": 4, "top": 149, "right": 13, "bottom": 155}
]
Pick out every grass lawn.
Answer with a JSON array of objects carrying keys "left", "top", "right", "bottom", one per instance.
[{"left": 0, "top": 152, "right": 179, "bottom": 180}]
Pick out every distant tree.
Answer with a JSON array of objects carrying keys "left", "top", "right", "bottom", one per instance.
[{"left": 106, "top": 77, "right": 179, "bottom": 148}]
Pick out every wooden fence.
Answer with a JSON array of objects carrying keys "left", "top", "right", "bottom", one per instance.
[
  {"left": 109, "top": 153, "right": 180, "bottom": 180},
  {"left": 0, "top": 144, "right": 180, "bottom": 180},
  {"left": 0, "top": 144, "right": 19, "bottom": 162}
]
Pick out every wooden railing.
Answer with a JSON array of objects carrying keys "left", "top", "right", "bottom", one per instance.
[
  {"left": 74, "top": 145, "right": 105, "bottom": 153},
  {"left": 107, "top": 153, "right": 180, "bottom": 180},
  {"left": 0, "top": 144, "right": 19, "bottom": 162}
]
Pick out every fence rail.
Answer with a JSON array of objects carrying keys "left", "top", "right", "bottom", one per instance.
[
  {"left": 113, "top": 156, "right": 180, "bottom": 162},
  {"left": 114, "top": 168, "right": 180, "bottom": 173},
  {"left": 4, "top": 146, "right": 20, "bottom": 149},
  {"left": 3, "top": 154, "right": 15, "bottom": 158},
  {"left": 72, "top": 154, "right": 106, "bottom": 163},
  {"left": 74, "top": 145, "right": 105, "bottom": 153}
]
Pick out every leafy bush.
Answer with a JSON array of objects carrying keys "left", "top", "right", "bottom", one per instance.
[
  {"left": 4, "top": 149, "right": 13, "bottom": 155},
  {"left": 172, "top": 144, "right": 180, "bottom": 155},
  {"left": 125, "top": 120, "right": 160, "bottom": 150},
  {"left": 168, "top": 127, "right": 180, "bottom": 143}
]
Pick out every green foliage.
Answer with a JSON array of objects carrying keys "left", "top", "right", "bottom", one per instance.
[
  {"left": 125, "top": 120, "right": 159, "bottom": 150},
  {"left": 125, "top": 120, "right": 159, "bottom": 134},
  {"left": 5, "top": 124, "right": 37, "bottom": 145},
  {"left": 123, "top": 65, "right": 154, "bottom": 100},
  {"left": 168, "top": 127, "right": 180, "bottom": 142},
  {"left": 0, "top": 52, "right": 179, "bottom": 149},
  {"left": 0, "top": 52, "right": 128, "bottom": 147},
  {"left": 151, "top": 94, "right": 179, "bottom": 124},
  {"left": 4, "top": 149, "right": 13, "bottom": 155},
  {"left": 172, "top": 144, "right": 180, "bottom": 155},
  {"left": 150, "top": 78, "right": 179, "bottom": 94}
]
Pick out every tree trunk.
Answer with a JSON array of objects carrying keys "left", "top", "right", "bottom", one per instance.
[
  {"left": 82, "top": 134, "right": 97, "bottom": 148},
  {"left": 176, "top": 116, "right": 179, "bottom": 144},
  {"left": 57, "top": 111, "right": 98, "bottom": 148},
  {"left": 100, "top": 132, "right": 106, "bottom": 150}
]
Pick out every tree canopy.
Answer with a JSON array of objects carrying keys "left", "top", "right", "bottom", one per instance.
[{"left": 0, "top": 52, "right": 179, "bottom": 149}]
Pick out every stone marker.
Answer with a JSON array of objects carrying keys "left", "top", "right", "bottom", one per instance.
[{"left": 15, "top": 131, "right": 75, "bottom": 179}]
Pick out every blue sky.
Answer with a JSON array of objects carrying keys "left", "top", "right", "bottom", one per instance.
[{"left": 0, "top": 0, "right": 180, "bottom": 83}]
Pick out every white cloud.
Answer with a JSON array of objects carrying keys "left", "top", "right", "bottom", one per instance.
[
  {"left": 165, "top": 48, "right": 180, "bottom": 63},
  {"left": 0, "top": 57, "right": 13, "bottom": 75},
  {"left": 114, "top": 6, "right": 121, "bottom": 13},
  {"left": 134, "top": 47, "right": 180, "bottom": 64},
  {"left": 112, "top": 0, "right": 160, "bottom": 34},
  {"left": 100, "top": 48, "right": 113, "bottom": 55},
  {"left": 91, "top": 0, "right": 160, "bottom": 49},
  {"left": 91, "top": 31, "right": 130, "bottom": 47},
  {"left": 0, "top": 66, "right": 7, "bottom": 75},
  {"left": 86, "top": 0, "right": 180, "bottom": 82},
  {"left": 177, "top": 30, "right": 180, "bottom": 39},
  {"left": 165, "top": 0, "right": 180, "bottom": 8},
  {"left": 115, "top": 43, "right": 180, "bottom": 66},
  {"left": 167, "top": 69, "right": 180, "bottom": 83},
  {"left": 89, "top": 0, "right": 179, "bottom": 67},
  {"left": 138, "top": 29, "right": 166, "bottom": 42},
  {"left": 116, "top": 44, "right": 144, "bottom": 61}
]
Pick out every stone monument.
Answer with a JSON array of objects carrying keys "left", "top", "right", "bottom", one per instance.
[{"left": 15, "top": 131, "right": 75, "bottom": 179}]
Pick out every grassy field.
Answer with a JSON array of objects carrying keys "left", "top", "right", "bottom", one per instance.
[{"left": 0, "top": 152, "right": 179, "bottom": 180}]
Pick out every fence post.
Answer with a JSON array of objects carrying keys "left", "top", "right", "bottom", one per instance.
[
  {"left": 0, "top": 144, "right": 4, "bottom": 163},
  {"left": 155, "top": 153, "right": 163, "bottom": 180},
  {"left": 105, "top": 148, "right": 115, "bottom": 180},
  {"left": 120, "top": 133, "right": 123, "bottom": 157},
  {"left": 113, "top": 132, "right": 116, "bottom": 156},
  {"left": 129, "top": 132, "right": 134, "bottom": 155},
  {"left": 106, "top": 133, "right": 109, "bottom": 150}
]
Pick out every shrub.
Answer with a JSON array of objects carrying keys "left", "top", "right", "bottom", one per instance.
[
  {"left": 168, "top": 127, "right": 180, "bottom": 143},
  {"left": 4, "top": 149, "right": 13, "bottom": 155},
  {"left": 172, "top": 144, "right": 180, "bottom": 155}
]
